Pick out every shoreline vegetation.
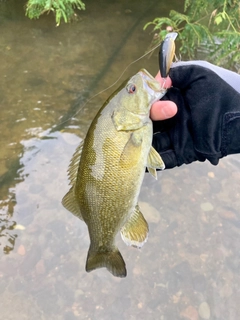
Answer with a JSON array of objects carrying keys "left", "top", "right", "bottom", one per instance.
[
  {"left": 8, "top": 0, "right": 240, "bottom": 68},
  {"left": 144, "top": 0, "right": 240, "bottom": 69}
]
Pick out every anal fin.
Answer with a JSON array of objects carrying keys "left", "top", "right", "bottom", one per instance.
[{"left": 121, "top": 205, "right": 149, "bottom": 249}]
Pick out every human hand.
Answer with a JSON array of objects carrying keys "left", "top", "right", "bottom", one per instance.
[
  {"left": 152, "top": 61, "right": 240, "bottom": 169},
  {"left": 150, "top": 74, "right": 177, "bottom": 121}
]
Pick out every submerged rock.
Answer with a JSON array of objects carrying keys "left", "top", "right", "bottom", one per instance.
[{"left": 198, "top": 302, "right": 210, "bottom": 319}]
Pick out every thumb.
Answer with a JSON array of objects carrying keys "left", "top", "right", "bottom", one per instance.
[{"left": 150, "top": 100, "right": 177, "bottom": 121}]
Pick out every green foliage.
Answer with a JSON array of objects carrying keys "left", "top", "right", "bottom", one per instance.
[
  {"left": 144, "top": 0, "right": 240, "bottom": 68},
  {"left": 25, "top": 0, "right": 85, "bottom": 26}
]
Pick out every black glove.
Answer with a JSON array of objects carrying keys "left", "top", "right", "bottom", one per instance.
[{"left": 153, "top": 61, "right": 240, "bottom": 169}]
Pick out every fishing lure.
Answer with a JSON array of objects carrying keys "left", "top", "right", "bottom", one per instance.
[{"left": 159, "top": 32, "right": 178, "bottom": 80}]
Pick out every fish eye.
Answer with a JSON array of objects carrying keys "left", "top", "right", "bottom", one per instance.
[{"left": 126, "top": 84, "right": 136, "bottom": 94}]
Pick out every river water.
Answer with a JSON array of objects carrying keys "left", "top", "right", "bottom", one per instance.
[{"left": 1, "top": 1, "right": 240, "bottom": 319}]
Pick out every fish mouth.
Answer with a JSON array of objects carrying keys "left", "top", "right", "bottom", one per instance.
[{"left": 138, "top": 69, "right": 166, "bottom": 102}]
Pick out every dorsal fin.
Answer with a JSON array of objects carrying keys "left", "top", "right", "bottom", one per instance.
[
  {"left": 62, "top": 186, "right": 83, "bottom": 220},
  {"left": 62, "top": 140, "right": 84, "bottom": 220},
  {"left": 67, "top": 140, "right": 84, "bottom": 186}
]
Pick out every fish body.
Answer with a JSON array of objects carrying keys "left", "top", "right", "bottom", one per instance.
[{"left": 62, "top": 69, "right": 166, "bottom": 277}]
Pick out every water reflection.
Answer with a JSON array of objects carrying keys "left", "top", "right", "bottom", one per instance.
[{"left": 0, "top": 217, "right": 17, "bottom": 254}]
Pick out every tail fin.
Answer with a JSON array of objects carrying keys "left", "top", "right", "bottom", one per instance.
[{"left": 86, "top": 248, "right": 127, "bottom": 278}]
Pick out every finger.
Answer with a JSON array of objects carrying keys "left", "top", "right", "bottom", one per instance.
[
  {"left": 155, "top": 72, "right": 172, "bottom": 88},
  {"left": 150, "top": 100, "right": 177, "bottom": 121}
]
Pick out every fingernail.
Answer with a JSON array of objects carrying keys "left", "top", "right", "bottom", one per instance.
[{"left": 162, "top": 105, "right": 173, "bottom": 118}]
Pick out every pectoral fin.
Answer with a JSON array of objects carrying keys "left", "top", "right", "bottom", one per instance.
[
  {"left": 147, "top": 146, "right": 165, "bottom": 179},
  {"left": 119, "top": 132, "right": 142, "bottom": 168},
  {"left": 121, "top": 205, "right": 149, "bottom": 248}
]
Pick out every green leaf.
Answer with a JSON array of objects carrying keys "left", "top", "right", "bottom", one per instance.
[
  {"left": 215, "top": 15, "right": 223, "bottom": 25},
  {"left": 144, "top": 0, "right": 239, "bottom": 68}
]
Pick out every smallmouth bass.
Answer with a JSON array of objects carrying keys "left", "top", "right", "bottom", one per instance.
[{"left": 62, "top": 69, "right": 166, "bottom": 277}]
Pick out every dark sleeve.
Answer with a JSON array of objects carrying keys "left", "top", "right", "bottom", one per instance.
[{"left": 153, "top": 62, "right": 240, "bottom": 168}]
